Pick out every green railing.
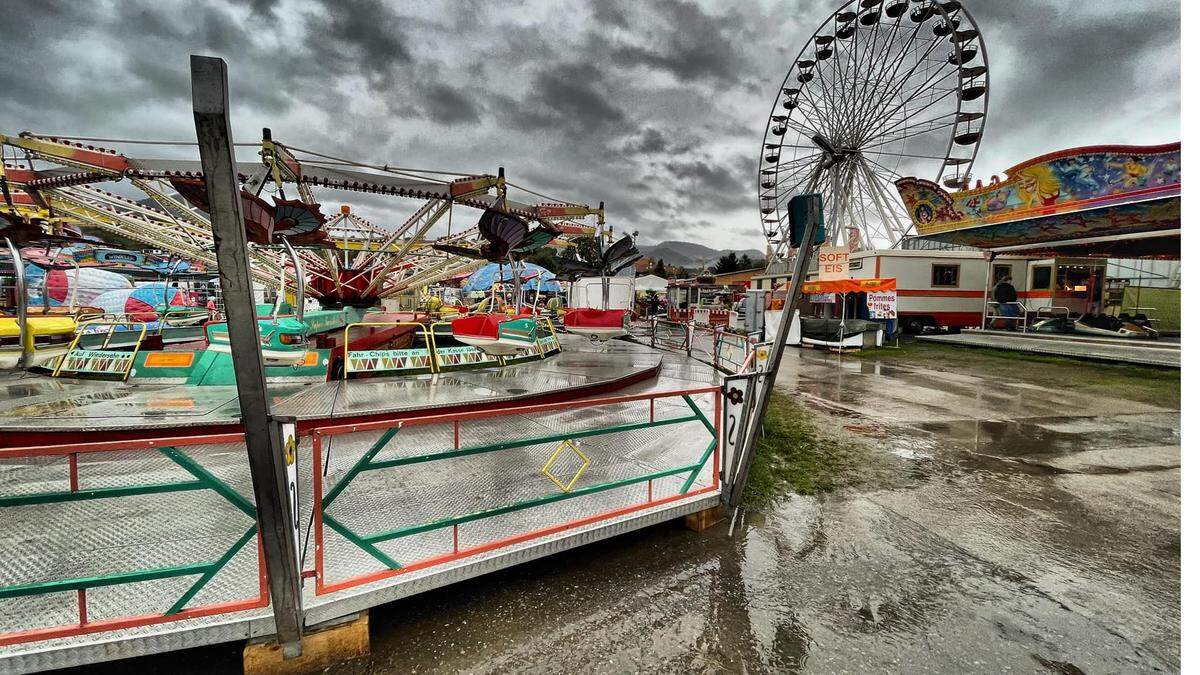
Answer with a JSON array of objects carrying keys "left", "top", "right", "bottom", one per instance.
[
  {"left": 0, "top": 434, "right": 267, "bottom": 647},
  {"left": 311, "top": 388, "right": 720, "bottom": 594}
]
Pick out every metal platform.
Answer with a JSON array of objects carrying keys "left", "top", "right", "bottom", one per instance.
[
  {"left": 0, "top": 337, "right": 724, "bottom": 673},
  {"left": 0, "top": 336, "right": 709, "bottom": 435},
  {"left": 918, "top": 329, "right": 1180, "bottom": 368}
]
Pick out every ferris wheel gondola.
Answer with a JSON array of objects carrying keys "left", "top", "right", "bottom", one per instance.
[{"left": 758, "top": 0, "right": 989, "bottom": 255}]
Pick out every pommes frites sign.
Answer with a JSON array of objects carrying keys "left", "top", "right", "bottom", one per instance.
[{"left": 866, "top": 290, "right": 898, "bottom": 319}]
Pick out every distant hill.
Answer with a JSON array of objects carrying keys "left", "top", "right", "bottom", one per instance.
[{"left": 638, "top": 240, "right": 765, "bottom": 270}]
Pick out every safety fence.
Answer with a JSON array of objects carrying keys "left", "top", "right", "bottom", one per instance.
[
  {"left": 0, "top": 434, "right": 268, "bottom": 647},
  {"left": 0, "top": 386, "right": 720, "bottom": 650},
  {"left": 667, "top": 306, "right": 731, "bottom": 326},
  {"left": 649, "top": 318, "right": 690, "bottom": 352},
  {"left": 308, "top": 387, "right": 720, "bottom": 595},
  {"left": 649, "top": 317, "right": 764, "bottom": 375}
]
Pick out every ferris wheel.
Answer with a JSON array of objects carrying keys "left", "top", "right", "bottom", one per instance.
[{"left": 758, "top": 0, "right": 989, "bottom": 254}]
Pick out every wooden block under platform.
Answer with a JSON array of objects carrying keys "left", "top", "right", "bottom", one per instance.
[
  {"left": 684, "top": 505, "right": 724, "bottom": 532},
  {"left": 244, "top": 612, "right": 369, "bottom": 675}
]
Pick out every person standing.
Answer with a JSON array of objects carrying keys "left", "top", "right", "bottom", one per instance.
[{"left": 993, "top": 275, "right": 1020, "bottom": 330}]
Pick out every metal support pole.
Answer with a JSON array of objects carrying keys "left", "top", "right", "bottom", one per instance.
[
  {"left": 282, "top": 238, "right": 305, "bottom": 322},
  {"left": 190, "top": 55, "right": 303, "bottom": 657},
  {"left": 727, "top": 196, "right": 820, "bottom": 507},
  {"left": 5, "top": 238, "right": 30, "bottom": 369}
]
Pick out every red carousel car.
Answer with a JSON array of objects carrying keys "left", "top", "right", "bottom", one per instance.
[{"left": 562, "top": 308, "right": 628, "bottom": 342}]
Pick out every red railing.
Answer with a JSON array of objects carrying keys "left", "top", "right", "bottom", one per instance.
[
  {"left": 0, "top": 433, "right": 269, "bottom": 647},
  {"left": 309, "top": 387, "right": 721, "bottom": 595}
]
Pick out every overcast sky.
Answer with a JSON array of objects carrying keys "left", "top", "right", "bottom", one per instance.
[{"left": 0, "top": 0, "right": 1180, "bottom": 251}]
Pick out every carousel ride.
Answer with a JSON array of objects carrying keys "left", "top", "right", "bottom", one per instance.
[
  {"left": 0, "top": 130, "right": 609, "bottom": 379},
  {"left": 558, "top": 233, "right": 642, "bottom": 342}
]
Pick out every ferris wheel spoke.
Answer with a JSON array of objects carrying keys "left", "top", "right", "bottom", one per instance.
[
  {"left": 856, "top": 22, "right": 929, "bottom": 121},
  {"left": 858, "top": 40, "right": 956, "bottom": 135},
  {"left": 861, "top": 68, "right": 957, "bottom": 140},
  {"left": 773, "top": 162, "right": 827, "bottom": 205},
  {"left": 772, "top": 156, "right": 825, "bottom": 195},
  {"left": 768, "top": 152, "right": 822, "bottom": 188},
  {"left": 852, "top": 18, "right": 910, "bottom": 122},
  {"left": 843, "top": 15, "right": 876, "bottom": 132},
  {"left": 864, "top": 107, "right": 961, "bottom": 150},
  {"left": 823, "top": 38, "right": 858, "bottom": 138},
  {"left": 863, "top": 83, "right": 963, "bottom": 147},
  {"left": 810, "top": 58, "right": 848, "bottom": 140},
  {"left": 859, "top": 147, "right": 950, "bottom": 162},
  {"left": 872, "top": 65, "right": 960, "bottom": 129},
  {"left": 784, "top": 115, "right": 827, "bottom": 140},
  {"left": 859, "top": 28, "right": 952, "bottom": 124},
  {"left": 858, "top": 157, "right": 909, "bottom": 215},
  {"left": 859, "top": 119, "right": 960, "bottom": 157},
  {"left": 791, "top": 88, "right": 840, "bottom": 138},
  {"left": 856, "top": 158, "right": 913, "bottom": 243},
  {"left": 857, "top": 154, "right": 906, "bottom": 183},
  {"left": 853, "top": 13, "right": 910, "bottom": 124}
]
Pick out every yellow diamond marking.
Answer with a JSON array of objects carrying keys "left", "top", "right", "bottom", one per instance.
[{"left": 542, "top": 439, "right": 590, "bottom": 493}]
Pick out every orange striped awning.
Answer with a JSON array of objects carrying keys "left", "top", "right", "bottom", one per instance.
[{"left": 800, "top": 277, "right": 896, "bottom": 294}]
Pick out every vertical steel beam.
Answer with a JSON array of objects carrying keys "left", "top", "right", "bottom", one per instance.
[
  {"left": 190, "top": 55, "right": 303, "bottom": 657},
  {"left": 5, "top": 238, "right": 30, "bottom": 369},
  {"left": 727, "top": 195, "right": 820, "bottom": 507}
]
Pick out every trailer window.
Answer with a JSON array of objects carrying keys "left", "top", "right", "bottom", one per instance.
[
  {"left": 849, "top": 259, "right": 863, "bottom": 271},
  {"left": 931, "top": 264, "right": 960, "bottom": 287},
  {"left": 1031, "top": 266, "right": 1052, "bottom": 290},
  {"left": 993, "top": 264, "right": 1012, "bottom": 281}
]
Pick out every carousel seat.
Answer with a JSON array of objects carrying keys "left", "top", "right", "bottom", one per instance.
[
  {"left": 562, "top": 309, "right": 628, "bottom": 342},
  {"left": 451, "top": 313, "right": 539, "bottom": 356}
]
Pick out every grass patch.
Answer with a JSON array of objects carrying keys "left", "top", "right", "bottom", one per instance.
[
  {"left": 855, "top": 341, "right": 1179, "bottom": 407},
  {"left": 742, "top": 394, "right": 875, "bottom": 506}
]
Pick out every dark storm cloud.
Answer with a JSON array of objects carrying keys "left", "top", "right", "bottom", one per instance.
[
  {"left": 664, "top": 160, "right": 742, "bottom": 196},
  {"left": 0, "top": 0, "right": 1181, "bottom": 251},
  {"left": 592, "top": 0, "right": 753, "bottom": 87},
  {"left": 302, "top": 0, "right": 413, "bottom": 87},
  {"left": 417, "top": 83, "right": 482, "bottom": 125},
  {"left": 527, "top": 63, "right": 627, "bottom": 129},
  {"left": 622, "top": 128, "right": 670, "bottom": 155}
]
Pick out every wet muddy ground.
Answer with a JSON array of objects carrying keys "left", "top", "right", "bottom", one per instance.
[{"left": 85, "top": 344, "right": 1179, "bottom": 673}]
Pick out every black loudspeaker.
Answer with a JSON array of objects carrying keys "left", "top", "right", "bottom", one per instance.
[{"left": 787, "top": 193, "right": 825, "bottom": 248}]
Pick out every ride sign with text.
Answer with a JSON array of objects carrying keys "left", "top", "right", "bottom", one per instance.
[{"left": 817, "top": 246, "right": 850, "bottom": 280}]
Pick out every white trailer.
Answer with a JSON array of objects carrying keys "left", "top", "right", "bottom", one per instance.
[{"left": 840, "top": 250, "right": 1107, "bottom": 333}]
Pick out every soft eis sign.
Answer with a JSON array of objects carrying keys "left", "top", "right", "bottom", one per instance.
[{"left": 817, "top": 246, "right": 850, "bottom": 280}]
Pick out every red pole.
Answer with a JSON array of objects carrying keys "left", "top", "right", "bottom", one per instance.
[{"left": 312, "top": 434, "right": 325, "bottom": 592}]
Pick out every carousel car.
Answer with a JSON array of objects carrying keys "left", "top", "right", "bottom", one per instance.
[
  {"left": 205, "top": 317, "right": 311, "bottom": 366},
  {"left": 562, "top": 308, "right": 628, "bottom": 342},
  {"left": 450, "top": 314, "right": 539, "bottom": 356},
  {"left": 0, "top": 315, "right": 78, "bottom": 369}
]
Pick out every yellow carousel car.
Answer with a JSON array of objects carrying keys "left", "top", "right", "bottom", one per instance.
[{"left": 0, "top": 315, "right": 78, "bottom": 369}]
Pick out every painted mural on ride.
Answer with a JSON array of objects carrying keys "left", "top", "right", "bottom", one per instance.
[{"left": 895, "top": 143, "right": 1181, "bottom": 244}]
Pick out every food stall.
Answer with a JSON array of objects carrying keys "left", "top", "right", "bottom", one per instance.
[{"left": 796, "top": 277, "right": 897, "bottom": 349}]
